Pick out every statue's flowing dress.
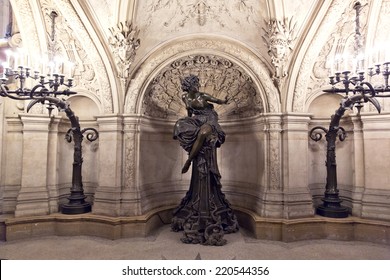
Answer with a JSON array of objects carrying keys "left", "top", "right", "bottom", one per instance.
[{"left": 172, "top": 102, "right": 238, "bottom": 245}]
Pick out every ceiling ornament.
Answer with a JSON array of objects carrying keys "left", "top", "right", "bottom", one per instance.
[
  {"left": 144, "top": 0, "right": 231, "bottom": 30},
  {"left": 108, "top": 21, "right": 140, "bottom": 80},
  {"left": 262, "top": 17, "right": 297, "bottom": 88},
  {"left": 141, "top": 54, "right": 263, "bottom": 120}
]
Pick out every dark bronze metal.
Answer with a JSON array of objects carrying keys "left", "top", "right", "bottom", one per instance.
[
  {"left": 172, "top": 75, "right": 238, "bottom": 246},
  {"left": 1, "top": 50, "right": 97, "bottom": 214},
  {"left": 310, "top": 86, "right": 381, "bottom": 218},
  {"left": 311, "top": 1, "right": 390, "bottom": 218},
  {"left": 0, "top": 9, "right": 99, "bottom": 214},
  {"left": 27, "top": 97, "right": 99, "bottom": 214}
]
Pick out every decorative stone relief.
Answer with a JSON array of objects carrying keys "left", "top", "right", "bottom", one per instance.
[
  {"left": 371, "top": 0, "right": 390, "bottom": 112},
  {"left": 12, "top": 0, "right": 40, "bottom": 51},
  {"left": 308, "top": 0, "right": 372, "bottom": 112},
  {"left": 43, "top": 0, "right": 113, "bottom": 113},
  {"left": 125, "top": 38, "right": 279, "bottom": 115},
  {"left": 267, "top": 121, "right": 282, "bottom": 190},
  {"left": 145, "top": 0, "right": 227, "bottom": 29},
  {"left": 262, "top": 17, "right": 296, "bottom": 88},
  {"left": 142, "top": 0, "right": 260, "bottom": 31},
  {"left": 124, "top": 127, "right": 136, "bottom": 189},
  {"left": 142, "top": 54, "right": 263, "bottom": 120},
  {"left": 292, "top": 0, "right": 350, "bottom": 112},
  {"left": 108, "top": 21, "right": 140, "bottom": 80}
]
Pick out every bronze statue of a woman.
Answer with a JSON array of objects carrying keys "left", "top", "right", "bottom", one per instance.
[{"left": 172, "top": 74, "right": 239, "bottom": 246}]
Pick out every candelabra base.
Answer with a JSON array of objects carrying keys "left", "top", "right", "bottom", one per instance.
[
  {"left": 61, "top": 202, "right": 91, "bottom": 214},
  {"left": 316, "top": 204, "right": 349, "bottom": 218}
]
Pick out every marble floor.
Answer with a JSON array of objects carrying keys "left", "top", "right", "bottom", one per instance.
[{"left": 0, "top": 225, "right": 389, "bottom": 260}]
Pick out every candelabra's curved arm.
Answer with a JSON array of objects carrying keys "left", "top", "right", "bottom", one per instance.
[
  {"left": 29, "top": 84, "right": 49, "bottom": 97},
  {"left": 1, "top": 84, "right": 31, "bottom": 100},
  {"left": 65, "top": 128, "right": 74, "bottom": 143},
  {"left": 309, "top": 126, "right": 328, "bottom": 142},
  {"left": 81, "top": 128, "right": 99, "bottom": 142},
  {"left": 27, "top": 96, "right": 69, "bottom": 113},
  {"left": 337, "top": 127, "right": 346, "bottom": 141},
  {"left": 337, "top": 81, "right": 381, "bottom": 114}
]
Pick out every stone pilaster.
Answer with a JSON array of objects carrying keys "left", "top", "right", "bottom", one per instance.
[
  {"left": 360, "top": 113, "right": 390, "bottom": 221},
  {"left": 121, "top": 114, "right": 141, "bottom": 216},
  {"left": 349, "top": 115, "right": 365, "bottom": 217},
  {"left": 15, "top": 114, "right": 51, "bottom": 217},
  {"left": 261, "top": 113, "right": 283, "bottom": 218},
  {"left": 93, "top": 115, "right": 123, "bottom": 216},
  {"left": 2, "top": 117, "right": 23, "bottom": 214},
  {"left": 46, "top": 116, "right": 62, "bottom": 213},
  {"left": 282, "top": 113, "right": 315, "bottom": 218}
]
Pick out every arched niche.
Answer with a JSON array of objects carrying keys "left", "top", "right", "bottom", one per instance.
[
  {"left": 307, "top": 92, "right": 348, "bottom": 118},
  {"left": 63, "top": 95, "right": 101, "bottom": 120},
  {"left": 124, "top": 36, "right": 278, "bottom": 215},
  {"left": 125, "top": 35, "right": 279, "bottom": 115},
  {"left": 141, "top": 54, "right": 264, "bottom": 120}
]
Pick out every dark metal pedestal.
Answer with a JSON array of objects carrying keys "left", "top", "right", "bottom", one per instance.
[
  {"left": 61, "top": 192, "right": 92, "bottom": 214},
  {"left": 316, "top": 191, "right": 349, "bottom": 218}
]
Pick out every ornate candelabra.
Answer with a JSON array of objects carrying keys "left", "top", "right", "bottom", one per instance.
[
  {"left": 310, "top": 1, "right": 390, "bottom": 218},
  {"left": 1, "top": 65, "right": 99, "bottom": 214},
  {"left": 0, "top": 10, "right": 99, "bottom": 214}
]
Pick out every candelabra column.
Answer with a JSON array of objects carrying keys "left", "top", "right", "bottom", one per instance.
[
  {"left": 60, "top": 105, "right": 98, "bottom": 214},
  {"left": 310, "top": 105, "right": 350, "bottom": 218}
]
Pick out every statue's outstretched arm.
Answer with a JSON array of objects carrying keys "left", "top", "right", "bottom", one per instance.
[{"left": 202, "top": 92, "right": 229, "bottom": 104}]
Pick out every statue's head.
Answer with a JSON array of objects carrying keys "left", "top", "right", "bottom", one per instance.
[{"left": 181, "top": 74, "right": 200, "bottom": 92}]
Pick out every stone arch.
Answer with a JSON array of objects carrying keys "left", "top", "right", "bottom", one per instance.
[
  {"left": 65, "top": 93, "right": 101, "bottom": 120},
  {"left": 288, "top": 0, "right": 350, "bottom": 113},
  {"left": 10, "top": 0, "right": 117, "bottom": 115},
  {"left": 306, "top": 89, "right": 345, "bottom": 117},
  {"left": 124, "top": 35, "right": 280, "bottom": 115}
]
